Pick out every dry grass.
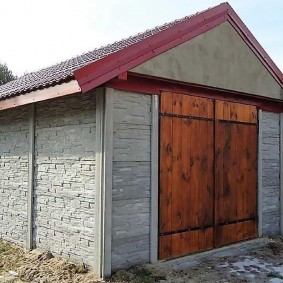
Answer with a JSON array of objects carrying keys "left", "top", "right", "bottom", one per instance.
[{"left": 0, "top": 240, "right": 98, "bottom": 283}]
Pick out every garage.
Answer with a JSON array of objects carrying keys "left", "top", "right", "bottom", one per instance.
[
  {"left": 159, "top": 91, "right": 258, "bottom": 259},
  {"left": 0, "top": 2, "right": 282, "bottom": 277}
]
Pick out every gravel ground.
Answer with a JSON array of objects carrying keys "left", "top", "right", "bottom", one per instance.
[{"left": 1, "top": 237, "right": 283, "bottom": 282}]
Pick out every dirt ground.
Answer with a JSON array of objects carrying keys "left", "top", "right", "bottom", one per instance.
[{"left": 1, "top": 237, "right": 283, "bottom": 282}]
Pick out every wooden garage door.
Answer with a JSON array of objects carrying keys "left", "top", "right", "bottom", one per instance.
[
  {"left": 215, "top": 100, "right": 258, "bottom": 247},
  {"left": 159, "top": 92, "right": 258, "bottom": 260}
]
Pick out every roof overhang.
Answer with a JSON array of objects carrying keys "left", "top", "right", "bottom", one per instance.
[
  {"left": 74, "top": 2, "right": 283, "bottom": 93},
  {"left": 0, "top": 80, "right": 81, "bottom": 111}
]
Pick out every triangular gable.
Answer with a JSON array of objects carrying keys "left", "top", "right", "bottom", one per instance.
[
  {"left": 132, "top": 21, "right": 282, "bottom": 99},
  {"left": 74, "top": 2, "right": 283, "bottom": 98}
]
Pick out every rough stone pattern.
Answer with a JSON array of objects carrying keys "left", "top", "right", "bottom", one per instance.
[
  {"left": 112, "top": 90, "right": 152, "bottom": 271},
  {"left": 262, "top": 111, "right": 280, "bottom": 235},
  {"left": 0, "top": 106, "right": 29, "bottom": 246},
  {"left": 34, "top": 92, "right": 96, "bottom": 267}
]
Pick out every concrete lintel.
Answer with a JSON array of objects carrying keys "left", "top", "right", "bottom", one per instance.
[
  {"left": 27, "top": 103, "right": 35, "bottom": 250},
  {"left": 258, "top": 110, "right": 263, "bottom": 237},
  {"left": 280, "top": 113, "right": 283, "bottom": 235},
  {"left": 150, "top": 95, "right": 159, "bottom": 263}
]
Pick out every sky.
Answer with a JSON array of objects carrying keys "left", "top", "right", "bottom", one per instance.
[{"left": 0, "top": 0, "right": 282, "bottom": 77}]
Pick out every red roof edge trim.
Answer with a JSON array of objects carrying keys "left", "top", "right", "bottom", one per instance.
[
  {"left": 74, "top": 3, "right": 229, "bottom": 93},
  {"left": 226, "top": 6, "right": 283, "bottom": 85},
  {"left": 74, "top": 3, "right": 283, "bottom": 93}
]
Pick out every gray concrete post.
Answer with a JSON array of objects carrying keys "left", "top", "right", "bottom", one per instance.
[
  {"left": 258, "top": 110, "right": 263, "bottom": 237},
  {"left": 27, "top": 103, "right": 35, "bottom": 250},
  {"left": 150, "top": 95, "right": 159, "bottom": 263},
  {"left": 102, "top": 88, "right": 114, "bottom": 276},
  {"left": 95, "top": 89, "right": 105, "bottom": 277}
]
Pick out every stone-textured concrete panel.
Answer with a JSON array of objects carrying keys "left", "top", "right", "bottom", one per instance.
[
  {"left": 112, "top": 90, "right": 151, "bottom": 271},
  {"left": 132, "top": 22, "right": 282, "bottom": 100},
  {"left": 34, "top": 92, "right": 96, "bottom": 267},
  {"left": 262, "top": 112, "right": 280, "bottom": 235},
  {"left": 0, "top": 106, "right": 29, "bottom": 246}
]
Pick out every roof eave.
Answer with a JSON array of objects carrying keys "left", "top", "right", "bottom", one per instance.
[{"left": 0, "top": 80, "right": 81, "bottom": 111}]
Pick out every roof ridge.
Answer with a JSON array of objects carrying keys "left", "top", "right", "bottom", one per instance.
[{"left": 1, "top": 2, "right": 281, "bottom": 101}]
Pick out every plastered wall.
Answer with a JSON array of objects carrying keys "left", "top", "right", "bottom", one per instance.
[{"left": 132, "top": 22, "right": 283, "bottom": 100}]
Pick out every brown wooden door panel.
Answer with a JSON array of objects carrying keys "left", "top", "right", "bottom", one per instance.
[
  {"left": 160, "top": 117, "right": 214, "bottom": 234},
  {"left": 159, "top": 116, "right": 173, "bottom": 233},
  {"left": 159, "top": 228, "right": 214, "bottom": 260},
  {"left": 215, "top": 220, "right": 257, "bottom": 247},
  {"left": 159, "top": 93, "right": 258, "bottom": 260},
  {"left": 160, "top": 91, "right": 214, "bottom": 118},
  {"left": 215, "top": 100, "right": 257, "bottom": 123},
  {"left": 215, "top": 123, "right": 257, "bottom": 224}
]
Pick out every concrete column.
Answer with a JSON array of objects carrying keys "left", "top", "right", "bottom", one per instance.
[
  {"left": 27, "top": 103, "right": 35, "bottom": 250},
  {"left": 150, "top": 95, "right": 159, "bottom": 263},
  {"left": 257, "top": 110, "right": 263, "bottom": 237},
  {"left": 102, "top": 88, "right": 114, "bottom": 276},
  {"left": 280, "top": 113, "right": 283, "bottom": 235},
  {"left": 94, "top": 89, "right": 105, "bottom": 277}
]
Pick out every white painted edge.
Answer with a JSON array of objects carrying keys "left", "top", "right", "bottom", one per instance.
[
  {"left": 102, "top": 88, "right": 114, "bottom": 276},
  {"left": 258, "top": 110, "right": 263, "bottom": 237},
  {"left": 280, "top": 113, "right": 283, "bottom": 235},
  {"left": 0, "top": 80, "right": 81, "bottom": 111},
  {"left": 27, "top": 103, "right": 35, "bottom": 250},
  {"left": 150, "top": 95, "right": 159, "bottom": 263},
  {"left": 94, "top": 88, "right": 105, "bottom": 277}
]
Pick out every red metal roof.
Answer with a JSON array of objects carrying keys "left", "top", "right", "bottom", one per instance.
[{"left": 0, "top": 2, "right": 282, "bottom": 101}]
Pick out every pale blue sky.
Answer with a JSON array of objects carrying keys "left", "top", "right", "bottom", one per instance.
[{"left": 0, "top": 0, "right": 282, "bottom": 76}]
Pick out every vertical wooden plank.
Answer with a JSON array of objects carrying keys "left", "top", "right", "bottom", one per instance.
[
  {"left": 243, "top": 104, "right": 251, "bottom": 122},
  {"left": 223, "top": 101, "right": 230, "bottom": 120},
  {"left": 199, "top": 97, "right": 207, "bottom": 118},
  {"left": 250, "top": 106, "right": 258, "bottom": 123},
  {"left": 215, "top": 100, "right": 224, "bottom": 120},
  {"left": 229, "top": 124, "right": 237, "bottom": 222},
  {"left": 222, "top": 123, "right": 232, "bottom": 223},
  {"left": 215, "top": 121, "right": 224, "bottom": 225},
  {"left": 243, "top": 125, "right": 250, "bottom": 221},
  {"left": 182, "top": 95, "right": 191, "bottom": 116},
  {"left": 198, "top": 228, "right": 214, "bottom": 251},
  {"left": 230, "top": 102, "right": 237, "bottom": 121},
  {"left": 198, "top": 121, "right": 213, "bottom": 227},
  {"left": 190, "top": 120, "right": 199, "bottom": 227},
  {"left": 172, "top": 117, "right": 183, "bottom": 231},
  {"left": 247, "top": 126, "right": 258, "bottom": 219},
  {"left": 159, "top": 116, "right": 173, "bottom": 233},
  {"left": 172, "top": 93, "right": 183, "bottom": 115},
  {"left": 237, "top": 124, "right": 243, "bottom": 221},
  {"left": 160, "top": 92, "right": 173, "bottom": 113},
  {"left": 171, "top": 233, "right": 181, "bottom": 258},
  {"left": 181, "top": 119, "right": 191, "bottom": 230},
  {"left": 190, "top": 96, "right": 200, "bottom": 117},
  {"left": 236, "top": 103, "right": 244, "bottom": 122},
  {"left": 206, "top": 99, "right": 214, "bottom": 119},
  {"left": 159, "top": 235, "right": 172, "bottom": 260}
]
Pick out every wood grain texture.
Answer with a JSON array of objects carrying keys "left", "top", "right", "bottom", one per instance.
[
  {"left": 215, "top": 100, "right": 257, "bottom": 123},
  {"left": 159, "top": 93, "right": 258, "bottom": 259}
]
